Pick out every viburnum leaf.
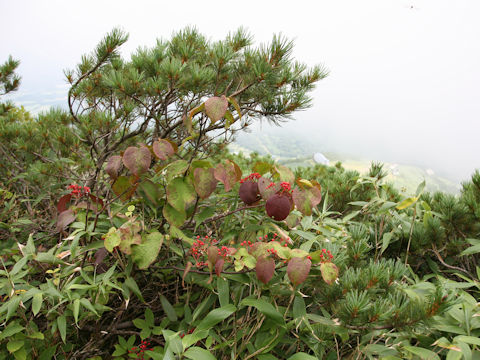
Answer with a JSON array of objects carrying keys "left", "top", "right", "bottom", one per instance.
[
  {"left": 227, "top": 96, "right": 242, "bottom": 119},
  {"left": 207, "top": 246, "right": 219, "bottom": 271},
  {"left": 292, "top": 183, "right": 322, "bottom": 216},
  {"left": 117, "top": 220, "right": 142, "bottom": 255},
  {"left": 104, "top": 227, "right": 121, "bottom": 252},
  {"left": 253, "top": 161, "right": 273, "bottom": 175},
  {"left": 258, "top": 177, "right": 280, "bottom": 200},
  {"left": 152, "top": 139, "right": 175, "bottom": 160},
  {"left": 56, "top": 209, "right": 76, "bottom": 232},
  {"left": 167, "top": 177, "right": 196, "bottom": 212},
  {"left": 163, "top": 203, "right": 186, "bottom": 227},
  {"left": 122, "top": 146, "right": 151, "bottom": 176},
  {"left": 273, "top": 165, "right": 295, "bottom": 183},
  {"left": 215, "top": 258, "right": 225, "bottom": 277},
  {"left": 193, "top": 167, "right": 218, "bottom": 199},
  {"left": 320, "top": 262, "right": 339, "bottom": 285},
  {"left": 106, "top": 155, "right": 123, "bottom": 180},
  {"left": 57, "top": 194, "right": 72, "bottom": 213},
  {"left": 287, "top": 257, "right": 311, "bottom": 286},
  {"left": 256, "top": 255, "right": 275, "bottom": 284},
  {"left": 205, "top": 95, "right": 228, "bottom": 124},
  {"left": 112, "top": 175, "right": 137, "bottom": 202},
  {"left": 214, "top": 163, "right": 237, "bottom": 192},
  {"left": 131, "top": 232, "right": 164, "bottom": 270}
]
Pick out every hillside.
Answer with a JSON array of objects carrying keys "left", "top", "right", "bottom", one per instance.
[{"left": 232, "top": 131, "right": 461, "bottom": 194}]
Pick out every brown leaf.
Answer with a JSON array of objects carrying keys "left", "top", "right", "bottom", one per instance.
[
  {"left": 182, "top": 261, "right": 193, "bottom": 287},
  {"left": 122, "top": 146, "right": 151, "bottom": 175},
  {"left": 57, "top": 194, "right": 72, "bottom": 213},
  {"left": 256, "top": 255, "right": 275, "bottom": 284},
  {"left": 56, "top": 209, "right": 76, "bottom": 232},
  {"left": 105, "top": 155, "right": 123, "bottom": 180},
  {"left": 152, "top": 139, "right": 175, "bottom": 160},
  {"left": 205, "top": 95, "right": 228, "bottom": 124}
]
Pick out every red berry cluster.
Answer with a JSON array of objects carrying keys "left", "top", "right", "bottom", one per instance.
[
  {"left": 217, "top": 246, "right": 231, "bottom": 258},
  {"left": 266, "top": 248, "right": 278, "bottom": 256},
  {"left": 280, "top": 182, "right": 292, "bottom": 194},
  {"left": 128, "top": 340, "right": 153, "bottom": 359},
  {"left": 240, "top": 240, "right": 253, "bottom": 247},
  {"left": 240, "top": 172, "right": 261, "bottom": 183},
  {"left": 190, "top": 235, "right": 218, "bottom": 267},
  {"left": 68, "top": 184, "right": 90, "bottom": 198},
  {"left": 320, "top": 248, "right": 334, "bottom": 261},
  {"left": 266, "top": 182, "right": 276, "bottom": 189}
]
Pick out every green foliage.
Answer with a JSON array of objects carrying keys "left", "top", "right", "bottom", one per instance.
[{"left": 1, "top": 29, "right": 480, "bottom": 360}]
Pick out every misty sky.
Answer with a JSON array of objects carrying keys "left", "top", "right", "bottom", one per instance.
[{"left": 1, "top": 0, "right": 479, "bottom": 182}]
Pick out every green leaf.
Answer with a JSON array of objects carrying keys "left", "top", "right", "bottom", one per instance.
[
  {"left": 6, "top": 296, "right": 21, "bottom": 321},
  {"left": 103, "top": 227, "right": 121, "bottom": 252},
  {"left": 163, "top": 203, "right": 186, "bottom": 227},
  {"left": 241, "top": 298, "right": 285, "bottom": 326},
  {"left": 167, "top": 177, "right": 196, "bottom": 212},
  {"left": 403, "top": 346, "right": 440, "bottom": 360},
  {"left": 125, "top": 277, "right": 144, "bottom": 302},
  {"left": 193, "top": 167, "right": 218, "bottom": 199},
  {"left": 32, "top": 292, "right": 42, "bottom": 316},
  {"left": 194, "top": 207, "right": 215, "bottom": 229},
  {"left": 165, "top": 160, "right": 189, "bottom": 182},
  {"left": 57, "top": 315, "right": 67, "bottom": 343},
  {"left": 416, "top": 180, "right": 426, "bottom": 196},
  {"left": 132, "top": 232, "right": 164, "bottom": 269},
  {"left": 0, "top": 323, "right": 25, "bottom": 340},
  {"left": 287, "top": 352, "right": 318, "bottom": 360},
  {"left": 380, "top": 232, "right": 393, "bottom": 255},
  {"left": 217, "top": 277, "right": 229, "bottom": 307},
  {"left": 273, "top": 165, "right": 295, "bottom": 183},
  {"left": 455, "top": 335, "right": 480, "bottom": 346},
  {"left": 13, "top": 348, "right": 27, "bottom": 360},
  {"left": 80, "top": 298, "right": 99, "bottom": 316},
  {"left": 160, "top": 295, "right": 178, "bottom": 322},
  {"left": 73, "top": 299, "right": 80, "bottom": 324},
  {"left": 111, "top": 175, "right": 137, "bottom": 202},
  {"left": 183, "top": 347, "right": 216, "bottom": 360},
  {"left": 320, "top": 262, "right": 339, "bottom": 285},
  {"left": 196, "top": 304, "right": 236, "bottom": 331},
  {"left": 227, "top": 96, "right": 242, "bottom": 119},
  {"left": 38, "top": 345, "right": 57, "bottom": 360},
  {"left": 7, "top": 340, "right": 24, "bottom": 353}
]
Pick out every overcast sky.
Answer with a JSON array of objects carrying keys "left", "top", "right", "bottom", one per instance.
[{"left": 1, "top": 0, "right": 479, "bottom": 182}]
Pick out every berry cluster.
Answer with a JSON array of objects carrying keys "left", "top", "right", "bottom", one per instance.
[
  {"left": 319, "top": 248, "right": 334, "bottom": 261},
  {"left": 240, "top": 172, "right": 261, "bottom": 183},
  {"left": 190, "top": 235, "right": 218, "bottom": 267},
  {"left": 68, "top": 184, "right": 90, "bottom": 198},
  {"left": 217, "top": 245, "right": 231, "bottom": 258},
  {"left": 280, "top": 182, "right": 292, "bottom": 194},
  {"left": 128, "top": 340, "right": 153, "bottom": 359},
  {"left": 266, "top": 248, "right": 278, "bottom": 256},
  {"left": 240, "top": 240, "right": 253, "bottom": 247}
]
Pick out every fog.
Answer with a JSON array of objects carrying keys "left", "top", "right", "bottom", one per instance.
[{"left": 1, "top": 0, "right": 479, "bottom": 182}]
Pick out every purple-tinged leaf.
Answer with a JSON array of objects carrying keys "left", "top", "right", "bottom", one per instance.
[
  {"left": 256, "top": 255, "right": 275, "bottom": 284},
  {"left": 287, "top": 257, "right": 311, "bottom": 286},
  {"left": 194, "top": 167, "right": 218, "bottom": 199},
  {"left": 105, "top": 155, "right": 122, "bottom": 180},
  {"left": 122, "top": 146, "right": 151, "bottom": 176},
  {"left": 56, "top": 209, "right": 75, "bottom": 232},
  {"left": 205, "top": 95, "right": 228, "bottom": 124},
  {"left": 152, "top": 139, "right": 175, "bottom": 161}
]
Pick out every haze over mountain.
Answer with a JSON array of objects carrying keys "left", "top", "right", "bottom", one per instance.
[{"left": 1, "top": 0, "right": 479, "bottom": 184}]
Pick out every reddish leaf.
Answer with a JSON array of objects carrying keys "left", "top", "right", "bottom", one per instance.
[
  {"left": 94, "top": 248, "right": 108, "bottom": 266},
  {"left": 207, "top": 246, "right": 219, "bottom": 271},
  {"left": 320, "top": 262, "right": 339, "bottom": 285},
  {"left": 193, "top": 167, "right": 218, "bottom": 199},
  {"left": 214, "top": 163, "right": 237, "bottom": 192},
  {"left": 287, "top": 257, "right": 311, "bottom": 286},
  {"left": 227, "top": 159, "right": 242, "bottom": 181},
  {"left": 57, "top": 194, "right": 72, "bottom": 213},
  {"left": 122, "top": 146, "right": 151, "bottom": 175},
  {"left": 152, "top": 139, "right": 175, "bottom": 160},
  {"left": 89, "top": 194, "right": 104, "bottom": 208},
  {"left": 256, "top": 255, "right": 275, "bottom": 284},
  {"left": 105, "top": 155, "right": 122, "bottom": 180},
  {"left": 56, "top": 209, "right": 76, "bottom": 232},
  {"left": 205, "top": 95, "right": 228, "bottom": 124},
  {"left": 215, "top": 258, "right": 225, "bottom": 277},
  {"left": 258, "top": 177, "right": 280, "bottom": 200},
  {"left": 266, "top": 194, "right": 292, "bottom": 221},
  {"left": 183, "top": 261, "right": 193, "bottom": 287},
  {"left": 239, "top": 181, "right": 260, "bottom": 205}
]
